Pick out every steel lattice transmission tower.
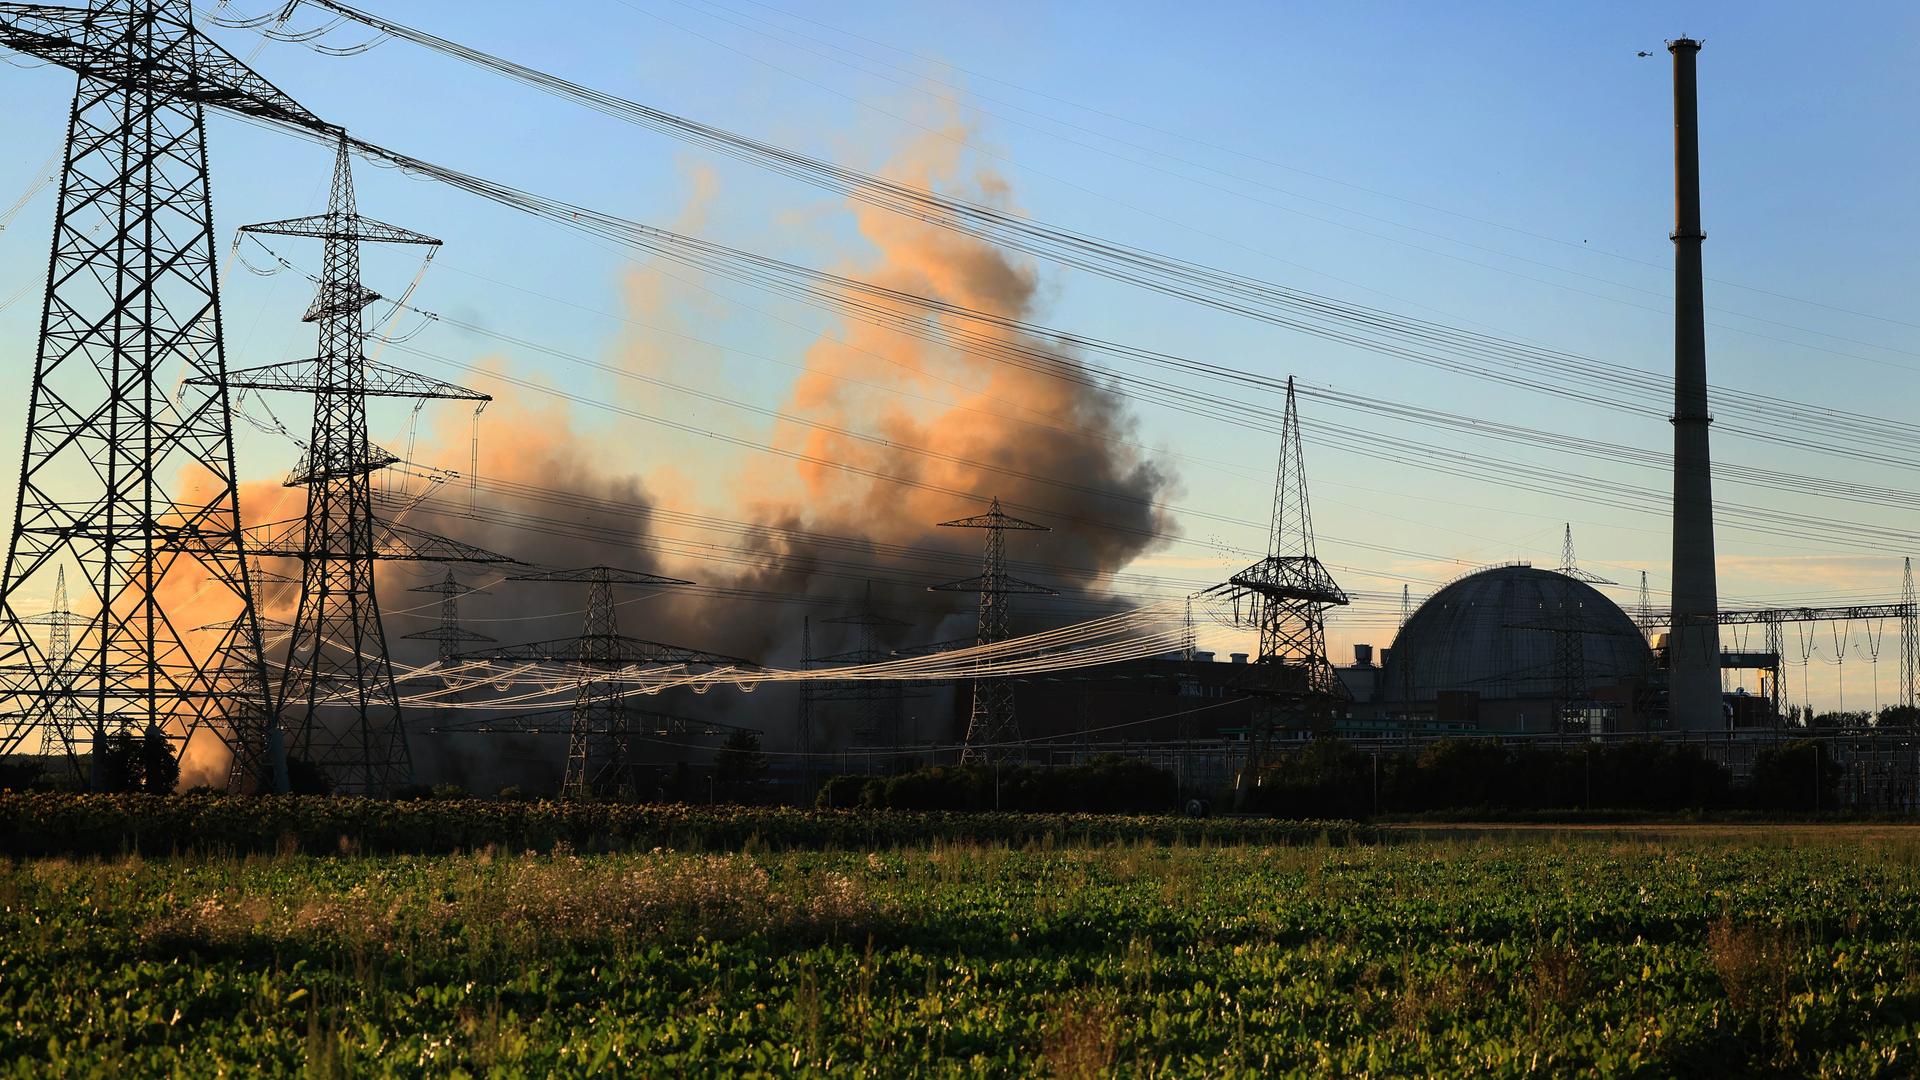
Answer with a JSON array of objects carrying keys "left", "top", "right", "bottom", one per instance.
[
  {"left": 1556, "top": 524, "right": 1614, "bottom": 585},
  {"left": 0, "top": 0, "right": 326, "bottom": 782},
  {"left": 820, "top": 585, "right": 912, "bottom": 748},
  {"left": 465, "top": 566, "right": 749, "bottom": 799},
  {"left": 404, "top": 569, "right": 492, "bottom": 666},
  {"left": 205, "top": 137, "right": 496, "bottom": 795},
  {"left": 14, "top": 568, "right": 87, "bottom": 774},
  {"left": 931, "top": 498, "right": 1053, "bottom": 762},
  {"left": 1902, "top": 557, "right": 1917, "bottom": 711},
  {"left": 1208, "top": 377, "right": 1349, "bottom": 732}
]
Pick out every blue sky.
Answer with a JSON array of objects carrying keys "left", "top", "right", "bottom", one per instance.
[{"left": 0, "top": 0, "right": 1916, "bottom": 713}]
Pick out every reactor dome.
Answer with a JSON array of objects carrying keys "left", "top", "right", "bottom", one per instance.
[{"left": 1378, "top": 563, "right": 1651, "bottom": 703}]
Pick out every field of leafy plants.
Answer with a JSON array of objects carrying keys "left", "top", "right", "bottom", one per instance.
[{"left": 4, "top": 821, "right": 1920, "bottom": 1076}]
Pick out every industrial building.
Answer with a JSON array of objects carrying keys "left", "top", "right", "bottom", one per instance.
[{"left": 1345, "top": 563, "right": 1654, "bottom": 733}]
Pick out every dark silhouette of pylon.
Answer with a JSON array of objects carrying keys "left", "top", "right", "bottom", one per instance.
[
  {"left": 14, "top": 567, "right": 86, "bottom": 774},
  {"left": 818, "top": 583, "right": 913, "bottom": 747},
  {"left": 1555, "top": 523, "right": 1614, "bottom": 585},
  {"left": 931, "top": 498, "right": 1054, "bottom": 762},
  {"left": 404, "top": 569, "right": 492, "bottom": 665},
  {"left": 466, "top": 566, "right": 749, "bottom": 799},
  {"left": 0, "top": 0, "right": 323, "bottom": 785},
  {"left": 210, "top": 137, "right": 499, "bottom": 795},
  {"left": 1207, "top": 377, "right": 1349, "bottom": 732}
]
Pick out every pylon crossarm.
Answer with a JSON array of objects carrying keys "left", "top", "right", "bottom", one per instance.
[
  {"left": 459, "top": 635, "right": 754, "bottom": 668},
  {"left": 242, "top": 213, "right": 439, "bottom": 247},
  {"left": 1214, "top": 555, "right": 1349, "bottom": 608},
  {"left": 0, "top": 3, "right": 327, "bottom": 130},
  {"left": 199, "top": 357, "right": 490, "bottom": 401},
  {"left": 236, "top": 518, "right": 517, "bottom": 563},
  {"left": 937, "top": 509, "right": 1049, "bottom": 531},
  {"left": 428, "top": 705, "right": 758, "bottom": 737},
  {"left": 508, "top": 565, "right": 693, "bottom": 586},
  {"left": 401, "top": 626, "right": 493, "bottom": 644},
  {"left": 929, "top": 573, "right": 1057, "bottom": 597},
  {"left": 284, "top": 442, "right": 400, "bottom": 486}
]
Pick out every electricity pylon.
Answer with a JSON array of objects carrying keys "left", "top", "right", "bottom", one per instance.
[
  {"left": 404, "top": 569, "right": 493, "bottom": 666},
  {"left": 931, "top": 499, "right": 1054, "bottom": 763},
  {"left": 1902, "top": 557, "right": 1917, "bottom": 711},
  {"left": 464, "top": 566, "right": 750, "bottom": 799},
  {"left": 0, "top": 0, "right": 325, "bottom": 783},
  {"left": 1207, "top": 377, "right": 1350, "bottom": 734},
  {"left": 1555, "top": 523, "right": 1614, "bottom": 585},
  {"left": 204, "top": 137, "right": 497, "bottom": 795},
  {"left": 819, "top": 585, "right": 912, "bottom": 747},
  {"left": 14, "top": 568, "right": 86, "bottom": 776}
]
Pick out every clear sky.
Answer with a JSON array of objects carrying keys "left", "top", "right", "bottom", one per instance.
[{"left": 0, "top": 1, "right": 1915, "bottom": 716}]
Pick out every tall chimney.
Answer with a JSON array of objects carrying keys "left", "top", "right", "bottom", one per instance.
[{"left": 1667, "top": 38, "right": 1722, "bottom": 730}]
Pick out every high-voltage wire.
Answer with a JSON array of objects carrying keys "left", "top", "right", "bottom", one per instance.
[
  {"left": 382, "top": 247, "right": 1918, "bottom": 532},
  {"left": 244, "top": 1, "right": 1920, "bottom": 469},
  {"left": 211, "top": 98, "right": 1920, "bottom": 490},
  {"left": 376, "top": 328, "right": 1919, "bottom": 558},
  {"left": 646, "top": 0, "right": 1920, "bottom": 374},
  {"left": 226, "top": 238, "right": 1910, "bottom": 557}
]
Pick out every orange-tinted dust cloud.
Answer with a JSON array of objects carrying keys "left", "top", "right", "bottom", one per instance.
[
  {"left": 394, "top": 115, "right": 1176, "bottom": 674},
  {"left": 227, "top": 113, "right": 1181, "bottom": 766},
  {"left": 720, "top": 117, "right": 1175, "bottom": 612}
]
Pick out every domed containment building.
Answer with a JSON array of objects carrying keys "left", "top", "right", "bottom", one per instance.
[{"left": 1372, "top": 564, "right": 1653, "bottom": 733}]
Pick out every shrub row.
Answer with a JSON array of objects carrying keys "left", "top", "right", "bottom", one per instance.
[
  {"left": 1250, "top": 737, "right": 1845, "bottom": 817},
  {"left": 0, "top": 793, "right": 1370, "bottom": 857},
  {"left": 816, "top": 755, "right": 1181, "bottom": 813}
]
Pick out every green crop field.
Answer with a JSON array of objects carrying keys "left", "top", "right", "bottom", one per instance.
[{"left": 4, "top": 817, "right": 1920, "bottom": 1076}]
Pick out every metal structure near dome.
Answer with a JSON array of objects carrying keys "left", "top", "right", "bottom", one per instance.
[{"left": 1206, "top": 378, "right": 1350, "bottom": 745}]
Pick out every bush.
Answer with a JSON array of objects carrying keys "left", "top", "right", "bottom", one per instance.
[
  {"left": 96, "top": 726, "right": 179, "bottom": 795},
  {"left": 816, "top": 757, "right": 1183, "bottom": 815},
  {"left": 1251, "top": 737, "right": 1740, "bottom": 817},
  {"left": 1249, "top": 739, "right": 1372, "bottom": 819},
  {"left": 814, "top": 774, "right": 878, "bottom": 809},
  {"left": 0, "top": 793, "right": 1371, "bottom": 857},
  {"left": 1747, "top": 740, "right": 1843, "bottom": 812}
]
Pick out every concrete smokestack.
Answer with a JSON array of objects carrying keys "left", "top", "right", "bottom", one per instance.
[{"left": 1667, "top": 38, "right": 1722, "bottom": 730}]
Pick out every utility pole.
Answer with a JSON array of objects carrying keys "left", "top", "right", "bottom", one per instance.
[
  {"left": 931, "top": 499, "right": 1054, "bottom": 763},
  {"left": 1667, "top": 37, "right": 1723, "bottom": 731}
]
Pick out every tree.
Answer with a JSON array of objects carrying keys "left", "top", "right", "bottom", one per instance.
[
  {"left": 661, "top": 761, "right": 695, "bottom": 803},
  {"left": 1748, "top": 739, "right": 1843, "bottom": 812},
  {"left": 139, "top": 725, "right": 179, "bottom": 794},
  {"left": 95, "top": 725, "right": 179, "bottom": 794},
  {"left": 284, "top": 755, "right": 333, "bottom": 796},
  {"left": 713, "top": 730, "right": 769, "bottom": 802}
]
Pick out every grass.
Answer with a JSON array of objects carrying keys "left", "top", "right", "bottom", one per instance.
[{"left": 4, "top": 826, "right": 1920, "bottom": 1074}]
